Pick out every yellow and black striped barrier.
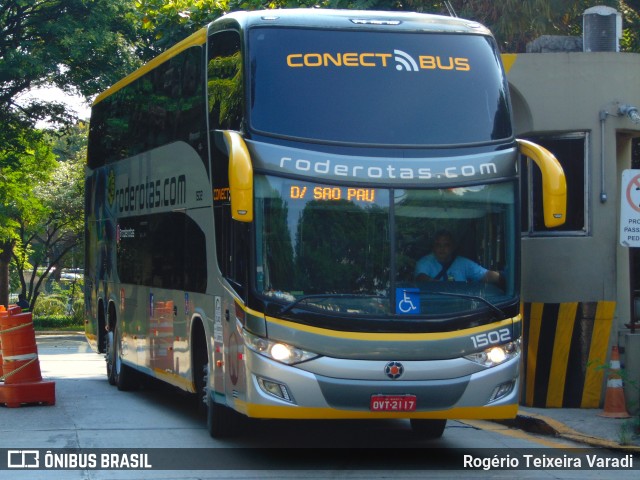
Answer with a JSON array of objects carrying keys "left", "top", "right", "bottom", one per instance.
[{"left": 521, "top": 301, "right": 616, "bottom": 408}]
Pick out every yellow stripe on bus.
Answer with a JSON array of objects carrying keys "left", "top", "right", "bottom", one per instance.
[
  {"left": 234, "top": 400, "right": 518, "bottom": 420},
  {"left": 264, "top": 314, "right": 522, "bottom": 342},
  {"left": 94, "top": 28, "right": 208, "bottom": 105},
  {"left": 153, "top": 368, "right": 195, "bottom": 393}
]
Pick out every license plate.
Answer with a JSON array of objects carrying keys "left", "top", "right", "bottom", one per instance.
[{"left": 370, "top": 394, "right": 417, "bottom": 412}]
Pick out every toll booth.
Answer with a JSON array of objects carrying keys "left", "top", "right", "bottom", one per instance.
[{"left": 504, "top": 25, "right": 640, "bottom": 412}]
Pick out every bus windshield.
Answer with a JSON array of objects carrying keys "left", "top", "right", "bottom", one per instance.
[
  {"left": 254, "top": 175, "right": 516, "bottom": 317},
  {"left": 249, "top": 28, "right": 512, "bottom": 146}
]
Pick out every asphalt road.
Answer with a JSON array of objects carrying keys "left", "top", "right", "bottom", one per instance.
[{"left": 0, "top": 334, "right": 636, "bottom": 479}]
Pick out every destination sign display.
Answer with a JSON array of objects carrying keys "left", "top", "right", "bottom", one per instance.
[{"left": 289, "top": 185, "right": 377, "bottom": 203}]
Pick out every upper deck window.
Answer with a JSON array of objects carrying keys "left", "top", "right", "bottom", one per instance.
[{"left": 249, "top": 28, "right": 512, "bottom": 146}]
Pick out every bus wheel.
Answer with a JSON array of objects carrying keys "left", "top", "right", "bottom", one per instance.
[
  {"left": 113, "top": 320, "right": 139, "bottom": 391},
  {"left": 410, "top": 419, "right": 446, "bottom": 439},
  {"left": 105, "top": 331, "right": 116, "bottom": 386},
  {"left": 192, "top": 333, "right": 208, "bottom": 415},
  {"left": 203, "top": 366, "right": 234, "bottom": 438},
  {"left": 206, "top": 394, "right": 235, "bottom": 438}
]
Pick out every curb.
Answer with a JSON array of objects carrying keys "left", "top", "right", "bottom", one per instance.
[
  {"left": 35, "top": 331, "right": 84, "bottom": 335},
  {"left": 505, "top": 413, "right": 640, "bottom": 453}
]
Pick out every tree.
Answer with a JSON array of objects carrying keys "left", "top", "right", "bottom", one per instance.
[
  {"left": 0, "top": 0, "right": 139, "bottom": 306},
  {"left": 131, "top": 0, "right": 230, "bottom": 60},
  {"left": 321, "top": 0, "right": 640, "bottom": 53},
  {"left": 0, "top": 0, "right": 140, "bottom": 143},
  {"left": 0, "top": 130, "right": 57, "bottom": 307},
  {"left": 10, "top": 125, "right": 86, "bottom": 310}
]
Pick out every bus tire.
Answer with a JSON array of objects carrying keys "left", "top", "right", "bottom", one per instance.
[
  {"left": 191, "top": 322, "right": 208, "bottom": 415},
  {"left": 410, "top": 419, "right": 446, "bottom": 439},
  {"left": 112, "top": 317, "right": 139, "bottom": 391},
  {"left": 105, "top": 330, "right": 116, "bottom": 386},
  {"left": 206, "top": 394, "right": 235, "bottom": 438}
]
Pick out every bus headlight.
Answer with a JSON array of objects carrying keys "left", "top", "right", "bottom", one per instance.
[
  {"left": 464, "top": 340, "right": 520, "bottom": 367},
  {"left": 243, "top": 330, "right": 320, "bottom": 365}
]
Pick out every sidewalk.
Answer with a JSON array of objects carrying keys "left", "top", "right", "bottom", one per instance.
[{"left": 510, "top": 406, "right": 640, "bottom": 452}]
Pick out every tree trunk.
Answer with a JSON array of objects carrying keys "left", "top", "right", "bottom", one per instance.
[{"left": 0, "top": 241, "right": 13, "bottom": 308}]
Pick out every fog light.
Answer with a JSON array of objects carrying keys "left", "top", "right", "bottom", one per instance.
[
  {"left": 489, "top": 380, "right": 515, "bottom": 403},
  {"left": 258, "top": 377, "right": 293, "bottom": 402}
]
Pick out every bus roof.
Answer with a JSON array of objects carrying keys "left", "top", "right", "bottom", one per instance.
[
  {"left": 93, "top": 9, "right": 491, "bottom": 106},
  {"left": 93, "top": 28, "right": 208, "bottom": 106},
  {"left": 217, "top": 9, "right": 491, "bottom": 36}
]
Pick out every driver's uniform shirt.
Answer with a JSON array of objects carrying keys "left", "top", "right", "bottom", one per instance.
[{"left": 414, "top": 254, "right": 487, "bottom": 282}]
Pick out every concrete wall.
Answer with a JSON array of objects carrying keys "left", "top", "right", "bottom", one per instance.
[
  {"left": 506, "top": 52, "right": 640, "bottom": 309},
  {"left": 504, "top": 52, "right": 640, "bottom": 407}
]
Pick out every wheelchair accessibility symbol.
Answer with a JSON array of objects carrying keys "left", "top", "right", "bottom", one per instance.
[{"left": 396, "top": 288, "right": 420, "bottom": 314}]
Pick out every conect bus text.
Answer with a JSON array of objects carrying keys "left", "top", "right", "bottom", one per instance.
[{"left": 114, "top": 175, "right": 186, "bottom": 213}]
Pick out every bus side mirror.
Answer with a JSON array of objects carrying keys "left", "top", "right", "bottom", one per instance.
[
  {"left": 517, "top": 139, "right": 567, "bottom": 228},
  {"left": 223, "top": 130, "right": 254, "bottom": 222}
]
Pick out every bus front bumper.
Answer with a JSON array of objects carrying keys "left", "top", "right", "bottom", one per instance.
[{"left": 227, "top": 350, "right": 520, "bottom": 420}]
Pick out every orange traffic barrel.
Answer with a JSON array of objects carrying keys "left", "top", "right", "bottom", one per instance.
[
  {"left": 0, "top": 305, "right": 5, "bottom": 380},
  {"left": 0, "top": 308, "right": 55, "bottom": 407},
  {"left": 0, "top": 309, "right": 42, "bottom": 384}
]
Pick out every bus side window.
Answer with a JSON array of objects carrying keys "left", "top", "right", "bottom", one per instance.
[
  {"left": 213, "top": 192, "right": 248, "bottom": 296},
  {"left": 207, "top": 30, "right": 243, "bottom": 131},
  {"left": 209, "top": 31, "right": 248, "bottom": 297}
]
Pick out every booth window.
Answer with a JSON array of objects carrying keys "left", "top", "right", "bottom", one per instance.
[{"left": 521, "top": 132, "right": 588, "bottom": 235}]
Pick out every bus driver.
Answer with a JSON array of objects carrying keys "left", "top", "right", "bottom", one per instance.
[{"left": 414, "top": 230, "right": 501, "bottom": 284}]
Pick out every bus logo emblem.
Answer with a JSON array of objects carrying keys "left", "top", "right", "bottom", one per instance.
[
  {"left": 385, "top": 361, "right": 404, "bottom": 379},
  {"left": 394, "top": 50, "right": 419, "bottom": 72}
]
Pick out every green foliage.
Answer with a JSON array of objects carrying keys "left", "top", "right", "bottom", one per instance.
[
  {"left": 32, "top": 278, "right": 84, "bottom": 326},
  {"left": 33, "top": 296, "right": 67, "bottom": 317},
  {"left": 1, "top": 0, "right": 133, "bottom": 306},
  {"left": 33, "top": 315, "right": 84, "bottom": 331},
  {"left": 1, "top": 0, "right": 639, "bottom": 310},
  {"left": 334, "top": 1, "right": 640, "bottom": 53},
  {"left": 208, "top": 52, "right": 243, "bottom": 127},
  {"left": 3, "top": 125, "right": 85, "bottom": 310},
  {"left": 132, "top": 0, "right": 231, "bottom": 59},
  {"left": 128, "top": 0, "right": 640, "bottom": 57},
  {"left": 620, "top": 2, "right": 640, "bottom": 52},
  {"left": 0, "top": 130, "right": 56, "bottom": 247},
  {"left": 1, "top": 0, "right": 140, "bottom": 135},
  {"left": 323, "top": 0, "right": 403, "bottom": 10},
  {"left": 295, "top": 200, "right": 388, "bottom": 293},
  {"left": 589, "top": 355, "right": 640, "bottom": 444}
]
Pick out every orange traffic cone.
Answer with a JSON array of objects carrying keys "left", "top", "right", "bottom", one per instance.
[
  {"left": 598, "top": 345, "right": 631, "bottom": 418},
  {"left": 0, "top": 307, "right": 55, "bottom": 407}
]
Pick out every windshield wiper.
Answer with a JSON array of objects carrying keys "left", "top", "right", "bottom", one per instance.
[
  {"left": 429, "top": 291, "right": 506, "bottom": 319},
  {"left": 279, "top": 294, "right": 383, "bottom": 315}
]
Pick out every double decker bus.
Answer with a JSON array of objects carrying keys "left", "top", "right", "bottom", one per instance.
[{"left": 85, "top": 9, "right": 566, "bottom": 438}]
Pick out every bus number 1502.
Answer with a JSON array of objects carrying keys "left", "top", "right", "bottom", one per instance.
[{"left": 470, "top": 328, "right": 511, "bottom": 348}]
